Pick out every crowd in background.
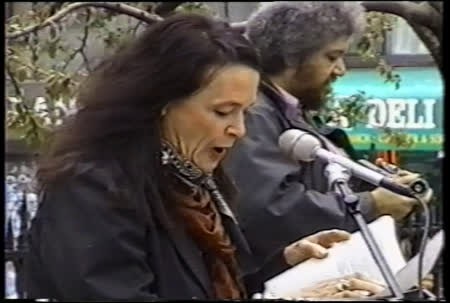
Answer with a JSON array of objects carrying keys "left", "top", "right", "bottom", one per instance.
[{"left": 5, "top": 162, "right": 38, "bottom": 299}]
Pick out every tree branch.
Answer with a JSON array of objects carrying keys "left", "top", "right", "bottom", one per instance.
[
  {"left": 81, "top": 50, "right": 92, "bottom": 73},
  {"left": 407, "top": 21, "right": 442, "bottom": 73},
  {"left": 6, "top": 63, "right": 23, "bottom": 97},
  {"left": 7, "top": 2, "right": 163, "bottom": 40},
  {"left": 153, "top": 2, "right": 185, "bottom": 17},
  {"left": 417, "top": 1, "right": 442, "bottom": 41},
  {"left": 132, "top": 20, "right": 144, "bottom": 37},
  {"left": 428, "top": 1, "right": 443, "bottom": 14},
  {"left": 229, "top": 3, "right": 443, "bottom": 40},
  {"left": 29, "top": 2, "right": 41, "bottom": 78},
  {"left": 63, "top": 9, "right": 91, "bottom": 71},
  {"left": 361, "top": 1, "right": 441, "bottom": 36},
  {"left": 49, "top": 2, "right": 65, "bottom": 15},
  {"left": 361, "top": 1, "right": 441, "bottom": 72}
]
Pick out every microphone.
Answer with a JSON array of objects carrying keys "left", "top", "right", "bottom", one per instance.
[
  {"left": 278, "top": 129, "right": 416, "bottom": 198},
  {"left": 359, "top": 159, "right": 431, "bottom": 197},
  {"left": 374, "top": 158, "right": 430, "bottom": 196}
]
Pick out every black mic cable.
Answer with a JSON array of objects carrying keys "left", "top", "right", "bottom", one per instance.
[{"left": 413, "top": 193, "right": 431, "bottom": 299}]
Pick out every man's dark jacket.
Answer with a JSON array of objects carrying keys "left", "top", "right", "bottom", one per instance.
[{"left": 224, "top": 82, "right": 378, "bottom": 265}]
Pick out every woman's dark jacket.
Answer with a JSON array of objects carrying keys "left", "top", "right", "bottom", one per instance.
[{"left": 24, "top": 162, "right": 288, "bottom": 301}]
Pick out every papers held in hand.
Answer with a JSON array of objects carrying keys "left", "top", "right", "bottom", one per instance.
[{"left": 262, "top": 215, "right": 444, "bottom": 299}]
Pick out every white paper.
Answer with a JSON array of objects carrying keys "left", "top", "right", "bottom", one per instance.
[
  {"left": 377, "top": 229, "right": 444, "bottom": 298},
  {"left": 263, "top": 216, "right": 408, "bottom": 298}
]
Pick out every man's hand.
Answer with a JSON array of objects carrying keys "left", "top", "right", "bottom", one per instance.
[
  {"left": 371, "top": 172, "right": 433, "bottom": 221},
  {"left": 283, "top": 229, "right": 351, "bottom": 266},
  {"left": 396, "top": 169, "right": 434, "bottom": 204}
]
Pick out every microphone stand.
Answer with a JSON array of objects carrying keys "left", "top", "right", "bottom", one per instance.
[{"left": 324, "top": 162, "right": 404, "bottom": 300}]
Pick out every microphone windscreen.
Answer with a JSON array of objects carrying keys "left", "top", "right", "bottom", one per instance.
[{"left": 278, "top": 129, "right": 321, "bottom": 162}]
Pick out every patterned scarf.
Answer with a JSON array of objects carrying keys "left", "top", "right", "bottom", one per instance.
[{"left": 161, "top": 141, "right": 246, "bottom": 299}]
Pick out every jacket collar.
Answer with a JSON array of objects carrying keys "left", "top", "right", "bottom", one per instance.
[
  {"left": 163, "top": 218, "right": 213, "bottom": 296},
  {"left": 259, "top": 81, "right": 324, "bottom": 137},
  {"left": 259, "top": 81, "right": 359, "bottom": 160}
]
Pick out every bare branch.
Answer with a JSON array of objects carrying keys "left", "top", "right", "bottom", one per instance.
[
  {"left": 7, "top": 2, "right": 163, "bottom": 40},
  {"left": 428, "top": 1, "right": 443, "bottom": 14},
  {"left": 361, "top": 1, "right": 442, "bottom": 71},
  {"left": 6, "top": 64, "right": 23, "bottom": 97},
  {"left": 29, "top": 31, "right": 40, "bottom": 72},
  {"left": 30, "top": 2, "right": 40, "bottom": 78},
  {"left": 49, "top": 2, "right": 65, "bottom": 15},
  {"left": 153, "top": 2, "right": 185, "bottom": 17},
  {"left": 407, "top": 21, "right": 442, "bottom": 73},
  {"left": 131, "top": 21, "right": 143, "bottom": 37},
  {"left": 81, "top": 51, "right": 92, "bottom": 73},
  {"left": 361, "top": 1, "right": 441, "bottom": 36},
  {"left": 63, "top": 9, "right": 91, "bottom": 71},
  {"left": 417, "top": 1, "right": 442, "bottom": 41}
]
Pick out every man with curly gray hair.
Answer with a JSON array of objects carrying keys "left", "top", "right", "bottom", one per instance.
[
  {"left": 225, "top": 1, "right": 427, "bottom": 273},
  {"left": 246, "top": 1, "right": 365, "bottom": 108}
]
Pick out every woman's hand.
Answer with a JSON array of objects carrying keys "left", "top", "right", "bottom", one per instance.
[
  {"left": 295, "top": 274, "right": 386, "bottom": 300},
  {"left": 283, "top": 229, "right": 351, "bottom": 266}
]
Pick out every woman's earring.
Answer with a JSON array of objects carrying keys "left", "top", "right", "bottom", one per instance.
[{"left": 161, "top": 107, "right": 167, "bottom": 117}]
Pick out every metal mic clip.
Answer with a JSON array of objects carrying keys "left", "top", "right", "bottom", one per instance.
[
  {"left": 357, "top": 159, "right": 393, "bottom": 177},
  {"left": 371, "top": 159, "right": 431, "bottom": 197}
]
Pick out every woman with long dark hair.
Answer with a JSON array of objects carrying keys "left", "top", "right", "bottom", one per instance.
[{"left": 24, "top": 13, "right": 379, "bottom": 300}]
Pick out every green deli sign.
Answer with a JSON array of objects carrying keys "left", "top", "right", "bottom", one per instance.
[{"left": 332, "top": 67, "right": 443, "bottom": 151}]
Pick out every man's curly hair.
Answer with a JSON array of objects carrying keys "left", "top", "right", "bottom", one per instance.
[{"left": 246, "top": 1, "right": 366, "bottom": 75}]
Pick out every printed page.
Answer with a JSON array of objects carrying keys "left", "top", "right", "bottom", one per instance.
[
  {"left": 263, "top": 215, "right": 407, "bottom": 298},
  {"left": 376, "top": 229, "right": 444, "bottom": 298}
]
